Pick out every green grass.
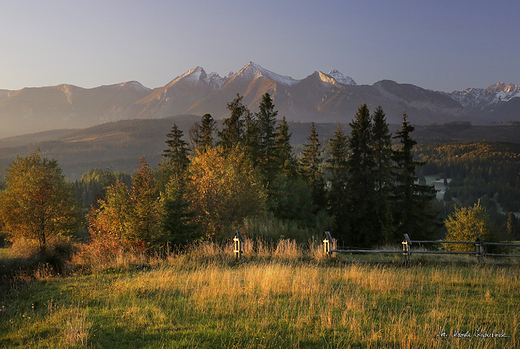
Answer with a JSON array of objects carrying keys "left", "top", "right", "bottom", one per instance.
[
  {"left": 1, "top": 243, "right": 519, "bottom": 348},
  {"left": 0, "top": 248, "right": 9, "bottom": 257}
]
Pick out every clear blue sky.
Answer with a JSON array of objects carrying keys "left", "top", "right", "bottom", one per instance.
[{"left": 1, "top": 0, "right": 518, "bottom": 92}]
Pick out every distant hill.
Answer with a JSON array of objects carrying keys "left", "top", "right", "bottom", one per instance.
[
  {"left": 1, "top": 62, "right": 519, "bottom": 138},
  {"left": 0, "top": 115, "right": 519, "bottom": 181}
]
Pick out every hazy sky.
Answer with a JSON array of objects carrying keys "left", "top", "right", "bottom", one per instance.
[{"left": 1, "top": 0, "right": 519, "bottom": 92}]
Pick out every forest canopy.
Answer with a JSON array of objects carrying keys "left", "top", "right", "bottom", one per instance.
[{"left": 1, "top": 94, "right": 517, "bottom": 256}]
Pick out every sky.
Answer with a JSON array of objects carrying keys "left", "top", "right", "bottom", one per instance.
[{"left": 1, "top": 0, "right": 519, "bottom": 92}]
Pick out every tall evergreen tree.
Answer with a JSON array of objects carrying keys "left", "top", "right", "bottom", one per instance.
[
  {"left": 256, "top": 93, "right": 278, "bottom": 183},
  {"left": 345, "top": 104, "right": 379, "bottom": 246},
  {"left": 371, "top": 106, "right": 394, "bottom": 242},
  {"left": 299, "top": 122, "right": 326, "bottom": 210},
  {"left": 243, "top": 107, "right": 261, "bottom": 165},
  {"left": 128, "top": 158, "right": 161, "bottom": 248},
  {"left": 274, "top": 117, "right": 296, "bottom": 176},
  {"left": 218, "top": 94, "right": 247, "bottom": 152},
  {"left": 391, "top": 114, "right": 440, "bottom": 240},
  {"left": 190, "top": 113, "right": 216, "bottom": 152},
  {"left": 159, "top": 177, "right": 201, "bottom": 248},
  {"left": 327, "top": 123, "right": 349, "bottom": 238},
  {"left": 159, "top": 123, "right": 191, "bottom": 192},
  {"left": 162, "top": 123, "right": 190, "bottom": 175}
]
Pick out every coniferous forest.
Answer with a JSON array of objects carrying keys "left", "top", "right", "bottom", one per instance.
[{"left": 1, "top": 93, "right": 519, "bottom": 257}]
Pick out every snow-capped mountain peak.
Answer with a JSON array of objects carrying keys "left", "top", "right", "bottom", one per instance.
[
  {"left": 327, "top": 69, "right": 357, "bottom": 86},
  {"left": 171, "top": 66, "right": 226, "bottom": 90},
  {"left": 236, "top": 62, "right": 299, "bottom": 86},
  {"left": 449, "top": 82, "right": 520, "bottom": 108}
]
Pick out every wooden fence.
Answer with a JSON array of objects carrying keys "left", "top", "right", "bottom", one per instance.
[{"left": 323, "top": 231, "right": 520, "bottom": 264}]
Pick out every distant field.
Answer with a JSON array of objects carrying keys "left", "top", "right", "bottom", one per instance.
[{"left": 0, "top": 245, "right": 518, "bottom": 348}]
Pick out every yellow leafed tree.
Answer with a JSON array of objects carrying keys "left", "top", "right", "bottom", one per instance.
[
  {"left": 0, "top": 151, "right": 81, "bottom": 252},
  {"left": 444, "top": 202, "right": 494, "bottom": 251},
  {"left": 186, "top": 147, "right": 266, "bottom": 239}
]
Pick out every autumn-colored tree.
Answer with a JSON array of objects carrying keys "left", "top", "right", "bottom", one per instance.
[
  {"left": 88, "top": 180, "right": 132, "bottom": 255},
  {"left": 0, "top": 151, "right": 81, "bottom": 252},
  {"left": 186, "top": 147, "right": 266, "bottom": 239},
  {"left": 444, "top": 202, "right": 494, "bottom": 251},
  {"left": 88, "top": 159, "right": 162, "bottom": 254}
]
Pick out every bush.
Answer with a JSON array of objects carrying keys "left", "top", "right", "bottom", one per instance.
[
  {"left": 444, "top": 202, "right": 495, "bottom": 251},
  {"left": 0, "top": 237, "right": 76, "bottom": 282}
]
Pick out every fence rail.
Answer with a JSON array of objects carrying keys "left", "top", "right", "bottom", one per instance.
[{"left": 322, "top": 231, "right": 520, "bottom": 264}]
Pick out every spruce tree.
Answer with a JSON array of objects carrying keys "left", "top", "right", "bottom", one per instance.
[
  {"left": 190, "top": 113, "right": 216, "bottom": 152},
  {"left": 243, "top": 108, "right": 261, "bottom": 165},
  {"left": 256, "top": 93, "right": 278, "bottom": 183},
  {"left": 218, "top": 94, "right": 247, "bottom": 152},
  {"left": 162, "top": 123, "right": 190, "bottom": 175},
  {"left": 159, "top": 177, "right": 201, "bottom": 248},
  {"left": 391, "top": 114, "right": 440, "bottom": 240},
  {"left": 159, "top": 123, "right": 191, "bottom": 192},
  {"left": 371, "top": 106, "right": 394, "bottom": 242},
  {"left": 327, "top": 123, "right": 349, "bottom": 239},
  {"left": 345, "top": 104, "right": 379, "bottom": 246},
  {"left": 274, "top": 117, "right": 296, "bottom": 176},
  {"left": 299, "top": 122, "right": 326, "bottom": 210},
  {"left": 128, "top": 158, "right": 160, "bottom": 248}
]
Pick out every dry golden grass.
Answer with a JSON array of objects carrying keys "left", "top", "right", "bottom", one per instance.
[{"left": 1, "top": 240, "right": 519, "bottom": 348}]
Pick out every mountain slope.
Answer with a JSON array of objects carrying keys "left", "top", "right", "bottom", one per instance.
[
  {"left": 0, "top": 82, "right": 152, "bottom": 137},
  {"left": 0, "top": 62, "right": 518, "bottom": 138}
]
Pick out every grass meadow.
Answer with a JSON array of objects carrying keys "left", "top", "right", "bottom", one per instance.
[{"left": 0, "top": 240, "right": 519, "bottom": 348}]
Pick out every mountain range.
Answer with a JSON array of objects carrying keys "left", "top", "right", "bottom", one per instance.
[{"left": 1, "top": 62, "right": 519, "bottom": 138}]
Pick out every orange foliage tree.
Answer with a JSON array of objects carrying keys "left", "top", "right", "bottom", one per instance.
[
  {"left": 88, "top": 159, "right": 161, "bottom": 255},
  {"left": 0, "top": 151, "right": 81, "bottom": 252}
]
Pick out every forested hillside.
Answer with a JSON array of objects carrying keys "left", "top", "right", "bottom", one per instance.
[{"left": 416, "top": 141, "right": 520, "bottom": 212}]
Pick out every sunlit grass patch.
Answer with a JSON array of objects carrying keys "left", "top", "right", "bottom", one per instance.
[{"left": 1, "top": 241, "right": 519, "bottom": 348}]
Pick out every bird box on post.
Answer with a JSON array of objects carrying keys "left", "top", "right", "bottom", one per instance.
[{"left": 233, "top": 229, "right": 244, "bottom": 261}]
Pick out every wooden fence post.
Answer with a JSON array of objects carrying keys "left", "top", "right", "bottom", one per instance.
[
  {"left": 323, "top": 231, "right": 336, "bottom": 257},
  {"left": 402, "top": 234, "right": 412, "bottom": 263},
  {"left": 233, "top": 229, "right": 244, "bottom": 261},
  {"left": 475, "top": 236, "right": 484, "bottom": 264}
]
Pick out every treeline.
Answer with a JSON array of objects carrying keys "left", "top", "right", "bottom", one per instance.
[
  {"left": 0, "top": 94, "right": 446, "bottom": 255},
  {"left": 414, "top": 141, "right": 520, "bottom": 238},
  {"left": 416, "top": 141, "right": 520, "bottom": 211},
  {"left": 84, "top": 94, "right": 442, "bottom": 252}
]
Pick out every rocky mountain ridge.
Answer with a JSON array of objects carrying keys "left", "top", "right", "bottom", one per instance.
[{"left": 0, "top": 62, "right": 518, "bottom": 138}]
